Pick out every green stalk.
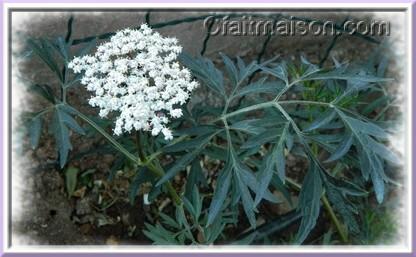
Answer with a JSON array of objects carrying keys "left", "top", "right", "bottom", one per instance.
[
  {"left": 214, "top": 101, "right": 276, "bottom": 123},
  {"left": 286, "top": 178, "right": 348, "bottom": 243},
  {"left": 147, "top": 163, "right": 182, "bottom": 206},
  {"left": 322, "top": 195, "right": 348, "bottom": 243},
  {"left": 274, "top": 103, "right": 349, "bottom": 244},
  {"left": 135, "top": 132, "right": 147, "bottom": 162},
  {"left": 134, "top": 131, "right": 181, "bottom": 205},
  {"left": 72, "top": 106, "right": 181, "bottom": 205}
]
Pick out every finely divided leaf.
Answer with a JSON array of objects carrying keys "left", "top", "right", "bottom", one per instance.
[
  {"left": 234, "top": 80, "right": 285, "bottom": 99},
  {"left": 241, "top": 127, "right": 284, "bottom": 149},
  {"left": 29, "top": 84, "right": 56, "bottom": 103},
  {"left": 336, "top": 109, "right": 393, "bottom": 203},
  {"left": 220, "top": 53, "right": 239, "bottom": 87},
  {"left": 304, "top": 110, "right": 336, "bottom": 132},
  {"left": 27, "top": 38, "right": 63, "bottom": 82},
  {"left": 295, "top": 163, "right": 323, "bottom": 244},
  {"left": 185, "top": 160, "right": 207, "bottom": 199},
  {"left": 50, "top": 105, "right": 85, "bottom": 168},
  {"left": 255, "top": 125, "right": 288, "bottom": 206},
  {"left": 229, "top": 119, "right": 266, "bottom": 135},
  {"left": 325, "top": 132, "right": 353, "bottom": 162},
  {"left": 254, "top": 153, "right": 275, "bottom": 207},
  {"left": 235, "top": 56, "right": 258, "bottom": 82},
  {"left": 157, "top": 132, "right": 215, "bottom": 186},
  {"left": 325, "top": 181, "right": 359, "bottom": 234},
  {"left": 179, "top": 52, "right": 224, "bottom": 95},
  {"left": 207, "top": 163, "right": 232, "bottom": 226},
  {"left": 260, "top": 62, "right": 289, "bottom": 85}
]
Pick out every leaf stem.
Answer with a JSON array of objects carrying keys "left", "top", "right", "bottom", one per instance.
[
  {"left": 72, "top": 108, "right": 140, "bottom": 164},
  {"left": 216, "top": 101, "right": 276, "bottom": 122},
  {"left": 279, "top": 100, "right": 331, "bottom": 107}
]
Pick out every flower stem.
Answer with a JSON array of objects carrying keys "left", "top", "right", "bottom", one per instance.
[
  {"left": 72, "top": 106, "right": 181, "bottom": 205},
  {"left": 135, "top": 132, "right": 147, "bottom": 162}
]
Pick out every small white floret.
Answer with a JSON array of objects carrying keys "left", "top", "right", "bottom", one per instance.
[{"left": 68, "top": 24, "right": 198, "bottom": 140}]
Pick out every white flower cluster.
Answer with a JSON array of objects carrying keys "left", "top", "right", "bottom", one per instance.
[{"left": 68, "top": 24, "right": 198, "bottom": 140}]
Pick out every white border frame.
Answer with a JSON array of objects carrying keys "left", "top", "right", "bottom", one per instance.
[{"left": 2, "top": 2, "right": 413, "bottom": 254}]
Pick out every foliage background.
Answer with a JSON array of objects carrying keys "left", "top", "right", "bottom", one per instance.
[{"left": 10, "top": 10, "right": 408, "bottom": 245}]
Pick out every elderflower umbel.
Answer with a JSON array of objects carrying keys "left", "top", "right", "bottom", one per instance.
[{"left": 68, "top": 24, "right": 198, "bottom": 140}]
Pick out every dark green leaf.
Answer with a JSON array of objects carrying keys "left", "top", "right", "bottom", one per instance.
[
  {"left": 185, "top": 160, "right": 207, "bottom": 199},
  {"left": 157, "top": 132, "right": 215, "bottom": 186},
  {"left": 235, "top": 172, "right": 257, "bottom": 228},
  {"left": 202, "top": 145, "right": 228, "bottom": 161},
  {"left": 129, "top": 167, "right": 152, "bottom": 204},
  {"left": 163, "top": 132, "right": 214, "bottom": 153},
  {"left": 220, "top": 53, "right": 238, "bottom": 87},
  {"left": 241, "top": 127, "right": 284, "bottom": 149},
  {"left": 55, "top": 37, "right": 69, "bottom": 62},
  {"left": 304, "top": 110, "right": 336, "bottom": 132},
  {"left": 234, "top": 210, "right": 301, "bottom": 245},
  {"left": 59, "top": 109, "right": 85, "bottom": 135},
  {"left": 336, "top": 108, "right": 390, "bottom": 203},
  {"left": 271, "top": 175, "right": 293, "bottom": 206},
  {"left": 305, "top": 68, "right": 392, "bottom": 83},
  {"left": 362, "top": 95, "right": 390, "bottom": 115},
  {"left": 207, "top": 163, "right": 232, "bottom": 226},
  {"left": 174, "top": 125, "right": 218, "bottom": 137},
  {"left": 254, "top": 153, "right": 275, "bottom": 206},
  {"left": 235, "top": 56, "right": 258, "bottom": 82},
  {"left": 260, "top": 62, "right": 289, "bottom": 85},
  {"left": 344, "top": 115, "right": 389, "bottom": 139},
  {"left": 27, "top": 38, "right": 63, "bottom": 82},
  {"left": 157, "top": 151, "right": 197, "bottom": 186},
  {"left": 51, "top": 110, "right": 72, "bottom": 168},
  {"left": 159, "top": 212, "right": 180, "bottom": 229},
  {"left": 295, "top": 163, "right": 322, "bottom": 244},
  {"left": 370, "top": 160, "right": 385, "bottom": 204},
  {"left": 234, "top": 80, "right": 285, "bottom": 98},
  {"left": 255, "top": 125, "right": 288, "bottom": 206},
  {"left": 29, "top": 84, "right": 56, "bottom": 103},
  {"left": 325, "top": 132, "right": 353, "bottom": 162},
  {"left": 50, "top": 105, "right": 86, "bottom": 168},
  {"left": 326, "top": 181, "right": 359, "bottom": 234},
  {"left": 179, "top": 52, "right": 224, "bottom": 95},
  {"left": 366, "top": 136, "right": 400, "bottom": 165},
  {"left": 229, "top": 119, "right": 266, "bottom": 135}
]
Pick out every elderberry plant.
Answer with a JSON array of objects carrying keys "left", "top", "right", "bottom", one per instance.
[{"left": 23, "top": 16, "right": 400, "bottom": 245}]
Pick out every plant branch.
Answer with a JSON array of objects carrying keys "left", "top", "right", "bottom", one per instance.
[
  {"left": 135, "top": 132, "right": 147, "bottom": 162},
  {"left": 71, "top": 107, "right": 140, "bottom": 165},
  {"left": 287, "top": 176, "right": 348, "bottom": 243},
  {"left": 322, "top": 195, "right": 348, "bottom": 243},
  {"left": 71, "top": 106, "right": 181, "bottom": 205},
  {"left": 274, "top": 102, "right": 349, "bottom": 244}
]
